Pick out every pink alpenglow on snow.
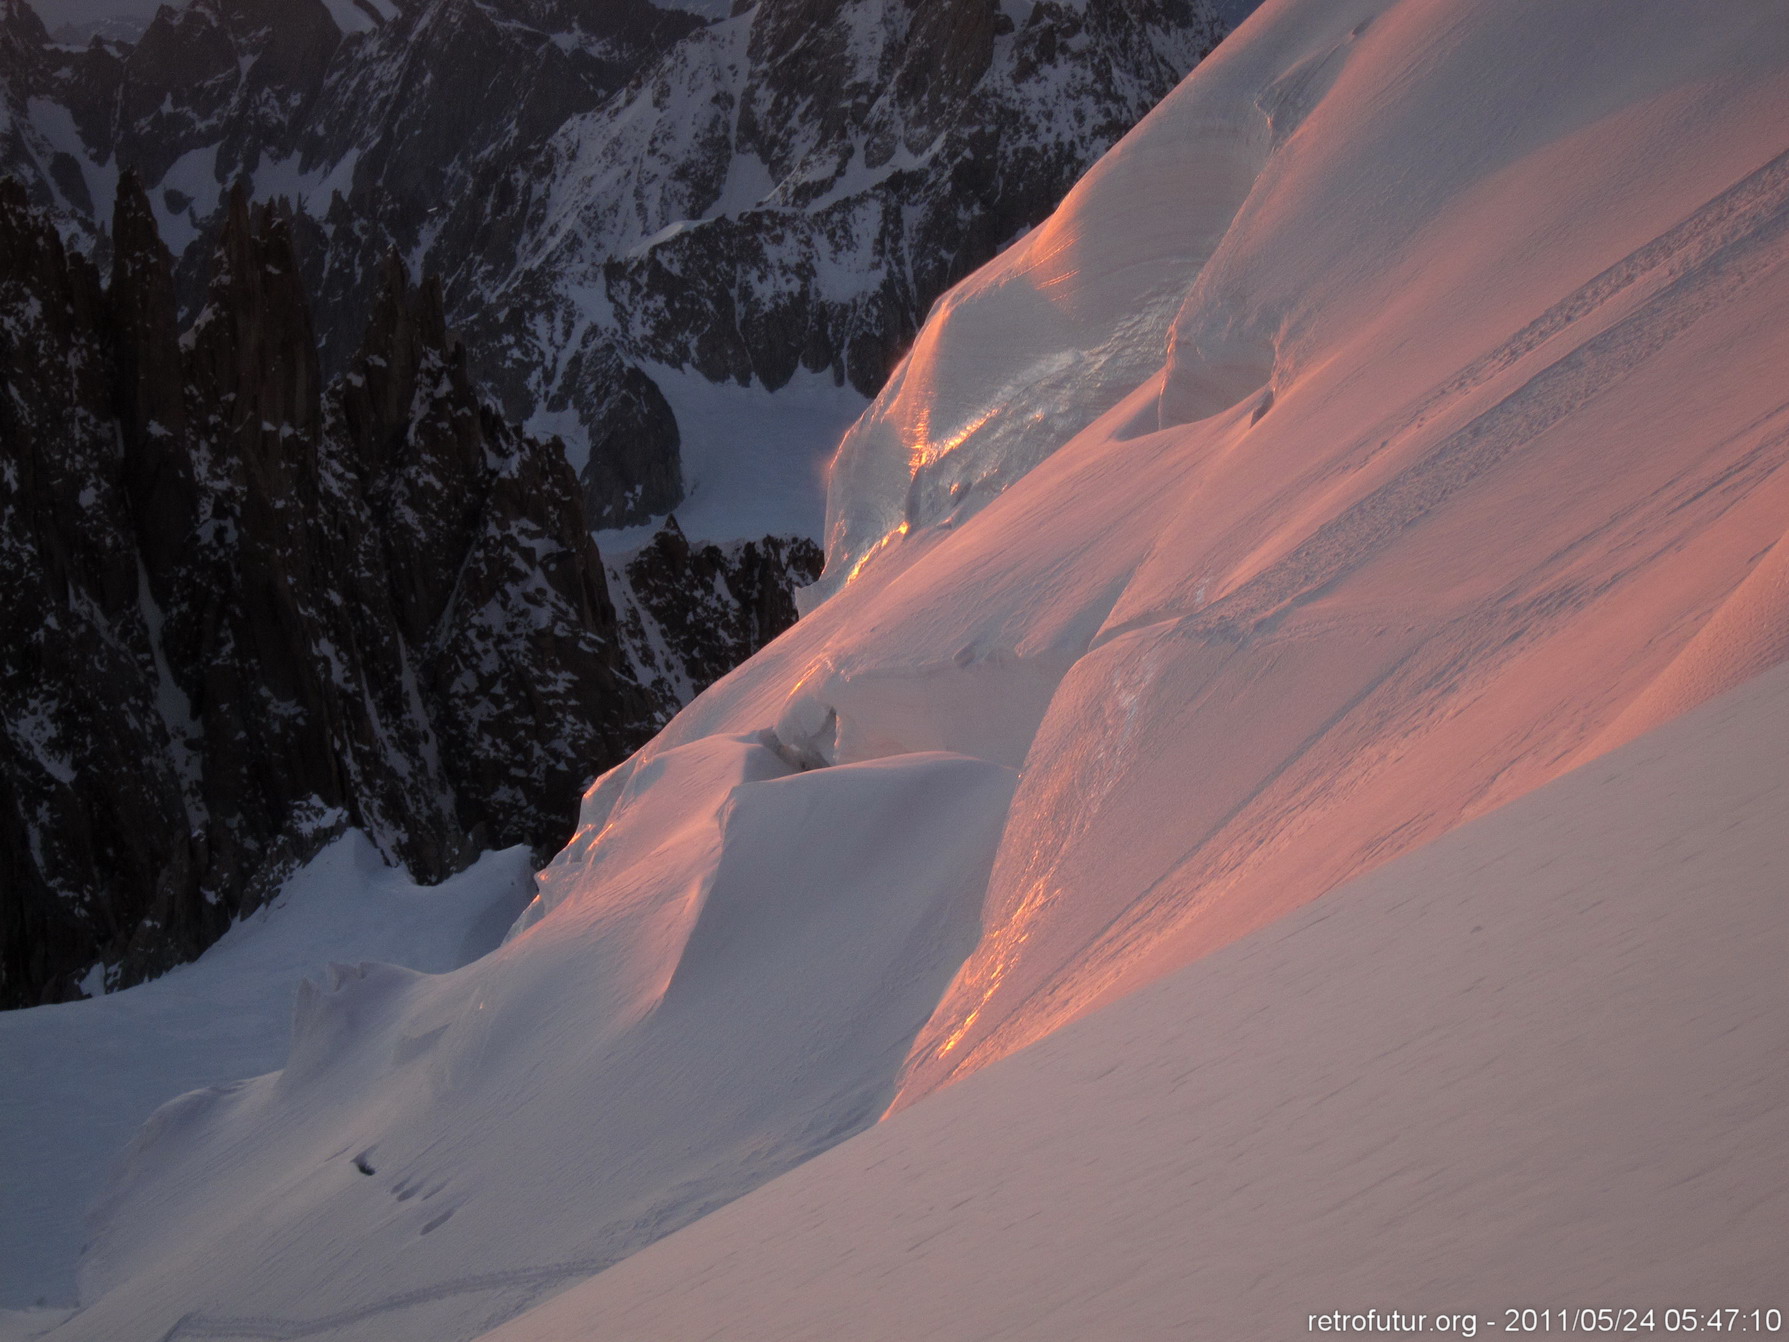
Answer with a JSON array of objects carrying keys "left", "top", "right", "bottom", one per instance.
[
  {"left": 478, "top": 660, "right": 1789, "bottom": 1342},
  {"left": 483, "top": 665, "right": 1789, "bottom": 1342},
  {"left": 30, "top": 0, "right": 1789, "bottom": 1338}
]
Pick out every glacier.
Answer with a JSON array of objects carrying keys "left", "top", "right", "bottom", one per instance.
[
  {"left": 15, "top": 0, "right": 1789, "bottom": 1336},
  {"left": 483, "top": 650, "right": 1789, "bottom": 1341}
]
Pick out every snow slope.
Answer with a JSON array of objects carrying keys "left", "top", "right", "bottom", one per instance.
[
  {"left": 482, "top": 659, "right": 1789, "bottom": 1342},
  {"left": 0, "top": 835, "right": 536, "bottom": 1310},
  {"left": 45, "top": 748, "right": 1013, "bottom": 1341},
  {"left": 34, "top": 0, "right": 1789, "bottom": 1334},
  {"left": 585, "top": 364, "right": 869, "bottom": 552},
  {"left": 799, "top": 0, "right": 1789, "bottom": 1107}
]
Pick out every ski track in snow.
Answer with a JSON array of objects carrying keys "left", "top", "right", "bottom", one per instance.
[{"left": 1142, "top": 141, "right": 1789, "bottom": 646}]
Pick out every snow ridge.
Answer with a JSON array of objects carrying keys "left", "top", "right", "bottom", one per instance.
[{"left": 22, "top": 1, "right": 1789, "bottom": 1337}]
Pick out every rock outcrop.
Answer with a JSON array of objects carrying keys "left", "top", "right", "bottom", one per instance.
[
  {"left": 0, "top": 0, "right": 1231, "bottom": 1006},
  {"left": 612, "top": 518, "right": 824, "bottom": 707},
  {"left": 0, "top": 174, "right": 653, "bottom": 1008},
  {"left": 0, "top": 0, "right": 1226, "bottom": 527}
]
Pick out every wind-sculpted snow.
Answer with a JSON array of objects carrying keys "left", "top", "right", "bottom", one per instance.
[
  {"left": 38, "top": 0, "right": 1789, "bottom": 1335},
  {"left": 813, "top": 72, "right": 1271, "bottom": 598},
  {"left": 54, "top": 745, "right": 1014, "bottom": 1342},
  {"left": 481, "top": 662, "right": 1789, "bottom": 1342},
  {"left": 0, "top": 836, "right": 536, "bottom": 1312},
  {"left": 571, "top": 0, "right": 1789, "bottom": 1136},
  {"left": 875, "top": 0, "right": 1789, "bottom": 1106}
]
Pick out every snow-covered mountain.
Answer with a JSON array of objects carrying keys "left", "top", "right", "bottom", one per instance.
[
  {"left": 0, "top": 836, "right": 538, "bottom": 1316},
  {"left": 0, "top": 172, "right": 654, "bottom": 1010},
  {"left": 1, "top": 0, "right": 1225, "bottom": 528},
  {"left": 12, "top": 0, "right": 1784, "bottom": 1335},
  {"left": 804, "top": 0, "right": 1789, "bottom": 1108},
  {"left": 2, "top": 0, "right": 1229, "bottom": 1006},
  {"left": 46, "top": 15, "right": 145, "bottom": 46}
]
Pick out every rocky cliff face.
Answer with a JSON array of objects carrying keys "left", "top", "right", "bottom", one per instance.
[
  {"left": 476, "top": 0, "right": 1226, "bottom": 523},
  {"left": 0, "top": 173, "right": 190, "bottom": 1012},
  {"left": 0, "top": 0, "right": 1227, "bottom": 1006},
  {"left": 1, "top": 0, "right": 1224, "bottom": 527},
  {"left": 611, "top": 518, "right": 824, "bottom": 708},
  {"left": 0, "top": 174, "right": 658, "bottom": 1008}
]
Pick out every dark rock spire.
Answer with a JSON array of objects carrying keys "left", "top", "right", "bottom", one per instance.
[{"left": 0, "top": 180, "right": 649, "bottom": 1008}]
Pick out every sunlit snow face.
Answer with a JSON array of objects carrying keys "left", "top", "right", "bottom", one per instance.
[
  {"left": 843, "top": 522, "right": 910, "bottom": 586},
  {"left": 907, "top": 403, "right": 1002, "bottom": 472}
]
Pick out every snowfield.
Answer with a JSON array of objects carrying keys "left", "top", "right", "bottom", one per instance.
[
  {"left": 0, "top": 837, "right": 536, "bottom": 1310},
  {"left": 40, "top": 749, "right": 1014, "bottom": 1342},
  {"left": 481, "top": 659, "right": 1789, "bottom": 1342},
  {"left": 15, "top": 0, "right": 1789, "bottom": 1334},
  {"left": 584, "top": 363, "right": 869, "bottom": 552}
]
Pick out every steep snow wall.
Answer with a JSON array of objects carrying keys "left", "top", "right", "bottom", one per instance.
[
  {"left": 42, "top": 0, "right": 1789, "bottom": 1336},
  {"left": 792, "top": 0, "right": 1789, "bottom": 1106},
  {"left": 482, "top": 659, "right": 1789, "bottom": 1342}
]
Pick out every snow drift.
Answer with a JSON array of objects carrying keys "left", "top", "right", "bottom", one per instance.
[
  {"left": 37, "top": 0, "right": 1789, "bottom": 1335},
  {"left": 483, "top": 658, "right": 1789, "bottom": 1342},
  {"left": 0, "top": 836, "right": 536, "bottom": 1311},
  {"left": 50, "top": 745, "right": 1012, "bottom": 1341}
]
